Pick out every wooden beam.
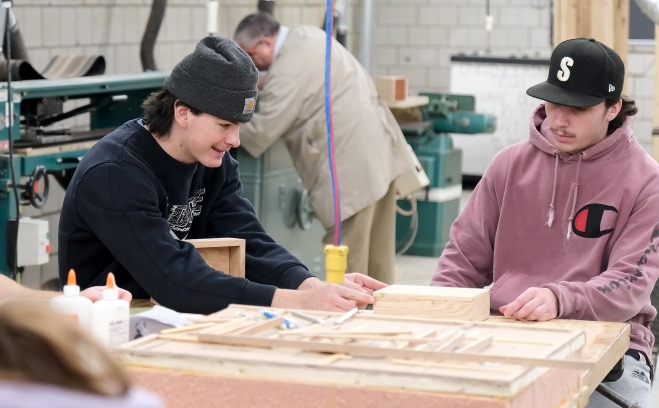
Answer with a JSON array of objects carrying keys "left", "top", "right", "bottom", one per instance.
[
  {"left": 554, "top": 0, "right": 579, "bottom": 45},
  {"left": 197, "top": 332, "right": 593, "bottom": 370},
  {"left": 613, "top": 0, "right": 630, "bottom": 69},
  {"left": 552, "top": 0, "right": 629, "bottom": 61},
  {"left": 577, "top": 0, "right": 592, "bottom": 39},
  {"left": 590, "top": 0, "right": 614, "bottom": 47}
]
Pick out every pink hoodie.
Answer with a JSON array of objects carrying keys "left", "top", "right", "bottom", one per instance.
[{"left": 432, "top": 104, "right": 659, "bottom": 361}]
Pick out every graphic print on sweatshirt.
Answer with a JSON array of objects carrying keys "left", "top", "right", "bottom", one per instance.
[
  {"left": 571, "top": 203, "right": 618, "bottom": 238},
  {"left": 167, "top": 188, "right": 206, "bottom": 238},
  {"left": 597, "top": 222, "right": 659, "bottom": 294}
]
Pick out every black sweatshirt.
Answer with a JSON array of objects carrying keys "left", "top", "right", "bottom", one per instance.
[{"left": 58, "top": 119, "right": 314, "bottom": 314}]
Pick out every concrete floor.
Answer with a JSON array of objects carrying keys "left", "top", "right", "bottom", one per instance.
[{"left": 393, "top": 186, "right": 659, "bottom": 407}]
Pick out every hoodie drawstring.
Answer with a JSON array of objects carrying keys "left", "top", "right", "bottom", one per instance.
[
  {"left": 565, "top": 153, "right": 583, "bottom": 240},
  {"left": 546, "top": 152, "right": 559, "bottom": 227}
]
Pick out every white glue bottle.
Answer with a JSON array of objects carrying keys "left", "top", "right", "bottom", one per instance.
[
  {"left": 92, "top": 272, "right": 130, "bottom": 348},
  {"left": 50, "top": 269, "right": 93, "bottom": 332}
]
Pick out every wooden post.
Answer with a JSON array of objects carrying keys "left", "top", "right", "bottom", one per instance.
[
  {"left": 590, "top": 0, "right": 614, "bottom": 47},
  {"left": 553, "top": 0, "right": 579, "bottom": 46},
  {"left": 612, "top": 0, "right": 630, "bottom": 69},
  {"left": 552, "top": 0, "right": 629, "bottom": 69}
]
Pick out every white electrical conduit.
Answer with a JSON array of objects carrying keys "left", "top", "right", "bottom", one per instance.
[
  {"left": 359, "top": 0, "right": 372, "bottom": 71},
  {"left": 207, "top": 0, "right": 219, "bottom": 35},
  {"left": 635, "top": 0, "right": 659, "bottom": 24}
]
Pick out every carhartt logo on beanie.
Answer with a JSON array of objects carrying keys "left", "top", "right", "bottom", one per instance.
[
  {"left": 165, "top": 36, "right": 258, "bottom": 123},
  {"left": 526, "top": 38, "right": 624, "bottom": 108}
]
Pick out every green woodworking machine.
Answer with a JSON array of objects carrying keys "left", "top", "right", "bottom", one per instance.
[
  {"left": 395, "top": 93, "right": 496, "bottom": 257},
  {"left": 0, "top": 72, "right": 325, "bottom": 279},
  {"left": 0, "top": 72, "right": 168, "bottom": 277}
]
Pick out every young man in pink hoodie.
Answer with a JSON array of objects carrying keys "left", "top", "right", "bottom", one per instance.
[{"left": 432, "top": 38, "right": 658, "bottom": 407}]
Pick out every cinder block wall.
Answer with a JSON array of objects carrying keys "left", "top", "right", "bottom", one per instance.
[
  {"left": 371, "top": 0, "right": 553, "bottom": 92},
  {"left": 11, "top": 0, "right": 655, "bottom": 289}
]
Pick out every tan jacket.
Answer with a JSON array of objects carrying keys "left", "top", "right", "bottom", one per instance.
[{"left": 240, "top": 26, "right": 414, "bottom": 229}]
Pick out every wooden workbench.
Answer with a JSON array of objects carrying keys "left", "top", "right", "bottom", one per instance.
[
  {"left": 486, "top": 316, "right": 630, "bottom": 407},
  {"left": 119, "top": 305, "right": 629, "bottom": 408}
]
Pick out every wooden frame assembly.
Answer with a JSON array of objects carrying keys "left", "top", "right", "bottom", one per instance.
[{"left": 117, "top": 305, "right": 595, "bottom": 408}]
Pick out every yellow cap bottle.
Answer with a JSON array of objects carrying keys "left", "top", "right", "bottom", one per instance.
[{"left": 324, "top": 245, "right": 349, "bottom": 284}]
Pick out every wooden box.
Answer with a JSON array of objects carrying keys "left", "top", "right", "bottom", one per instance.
[
  {"left": 150, "top": 238, "right": 245, "bottom": 305},
  {"left": 116, "top": 305, "right": 590, "bottom": 408},
  {"left": 373, "top": 285, "right": 490, "bottom": 321},
  {"left": 375, "top": 75, "right": 408, "bottom": 103},
  {"left": 185, "top": 238, "right": 245, "bottom": 278}
]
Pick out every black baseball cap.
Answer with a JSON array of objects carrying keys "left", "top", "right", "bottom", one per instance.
[{"left": 526, "top": 38, "right": 624, "bottom": 108}]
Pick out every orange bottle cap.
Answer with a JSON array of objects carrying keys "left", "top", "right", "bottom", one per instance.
[
  {"left": 106, "top": 272, "right": 116, "bottom": 289},
  {"left": 67, "top": 269, "right": 76, "bottom": 286}
]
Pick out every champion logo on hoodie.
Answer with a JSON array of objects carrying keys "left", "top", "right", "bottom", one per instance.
[{"left": 571, "top": 203, "right": 618, "bottom": 238}]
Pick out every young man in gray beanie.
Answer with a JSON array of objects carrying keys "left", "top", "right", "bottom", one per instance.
[{"left": 58, "top": 36, "right": 384, "bottom": 314}]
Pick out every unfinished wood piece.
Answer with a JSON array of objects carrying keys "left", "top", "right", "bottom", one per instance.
[
  {"left": 128, "top": 365, "right": 580, "bottom": 408},
  {"left": 387, "top": 95, "right": 430, "bottom": 109},
  {"left": 488, "top": 316, "right": 630, "bottom": 408},
  {"left": 552, "top": 0, "right": 628, "bottom": 68},
  {"left": 374, "top": 75, "right": 407, "bottom": 104},
  {"left": 185, "top": 238, "right": 245, "bottom": 278},
  {"left": 12, "top": 140, "right": 98, "bottom": 156},
  {"left": 372, "top": 285, "right": 490, "bottom": 321},
  {"left": 195, "top": 310, "right": 589, "bottom": 371},
  {"left": 150, "top": 238, "right": 245, "bottom": 305}
]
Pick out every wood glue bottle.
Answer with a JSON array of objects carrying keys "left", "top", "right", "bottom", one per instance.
[
  {"left": 92, "top": 272, "right": 129, "bottom": 348},
  {"left": 50, "top": 269, "right": 93, "bottom": 331}
]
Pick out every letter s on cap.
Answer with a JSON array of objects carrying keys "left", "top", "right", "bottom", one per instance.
[{"left": 557, "top": 57, "right": 573, "bottom": 82}]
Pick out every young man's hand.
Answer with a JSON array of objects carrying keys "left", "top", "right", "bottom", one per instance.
[
  {"left": 343, "top": 273, "right": 387, "bottom": 293},
  {"left": 273, "top": 278, "right": 375, "bottom": 311},
  {"left": 80, "top": 286, "right": 133, "bottom": 303},
  {"left": 342, "top": 273, "right": 387, "bottom": 308},
  {"left": 499, "top": 287, "right": 558, "bottom": 321}
]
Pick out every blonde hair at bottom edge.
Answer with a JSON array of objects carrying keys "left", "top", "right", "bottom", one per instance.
[{"left": 0, "top": 298, "right": 131, "bottom": 397}]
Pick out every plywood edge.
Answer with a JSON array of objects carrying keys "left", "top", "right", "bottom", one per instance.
[
  {"left": 185, "top": 238, "right": 245, "bottom": 249},
  {"left": 12, "top": 140, "right": 98, "bottom": 156},
  {"left": 386, "top": 95, "right": 429, "bottom": 109},
  {"left": 118, "top": 342, "right": 578, "bottom": 400},
  {"left": 374, "top": 285, "right": 490, "bottom": 298},
  {"left": 229, "top": 244, "right": 245, "bottom": 278},
  {"left": 580, "top": 323, "right": 630, "bottom": 402},
  {"left": 127, "top": 364, "right": 534, "bottom": 408}
]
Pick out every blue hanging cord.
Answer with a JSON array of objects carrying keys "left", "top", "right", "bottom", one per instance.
[{"left": 324, "top": 0, "right": 341, "bottom": 245}]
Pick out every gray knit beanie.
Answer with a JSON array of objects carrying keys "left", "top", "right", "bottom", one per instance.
[{"left": 164, "top": 36, "right": 258, "bottom": 123}]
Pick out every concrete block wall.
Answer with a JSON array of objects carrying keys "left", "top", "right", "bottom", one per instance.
[
  {"left": 13, "top": 0, "right": 209, "bottom": 75},
  {"left": 627, "top": 42, "right": 655, "bottom": 153},
  {"left": 9, "top": 0, "right": 657, "bottom": 289},
  {"left": 372, "top": 0, "right": 553, "bottom": 94}
]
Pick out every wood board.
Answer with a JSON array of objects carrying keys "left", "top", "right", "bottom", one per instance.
[
  {"left": 116, "top": 305, "right": 591, "bottom": 408},
  {"left": 487, "top": 316, "right": 630, "bottom": 408},
  {"left": 373, "top": 285, "right": 490, "bottom": 321}
]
